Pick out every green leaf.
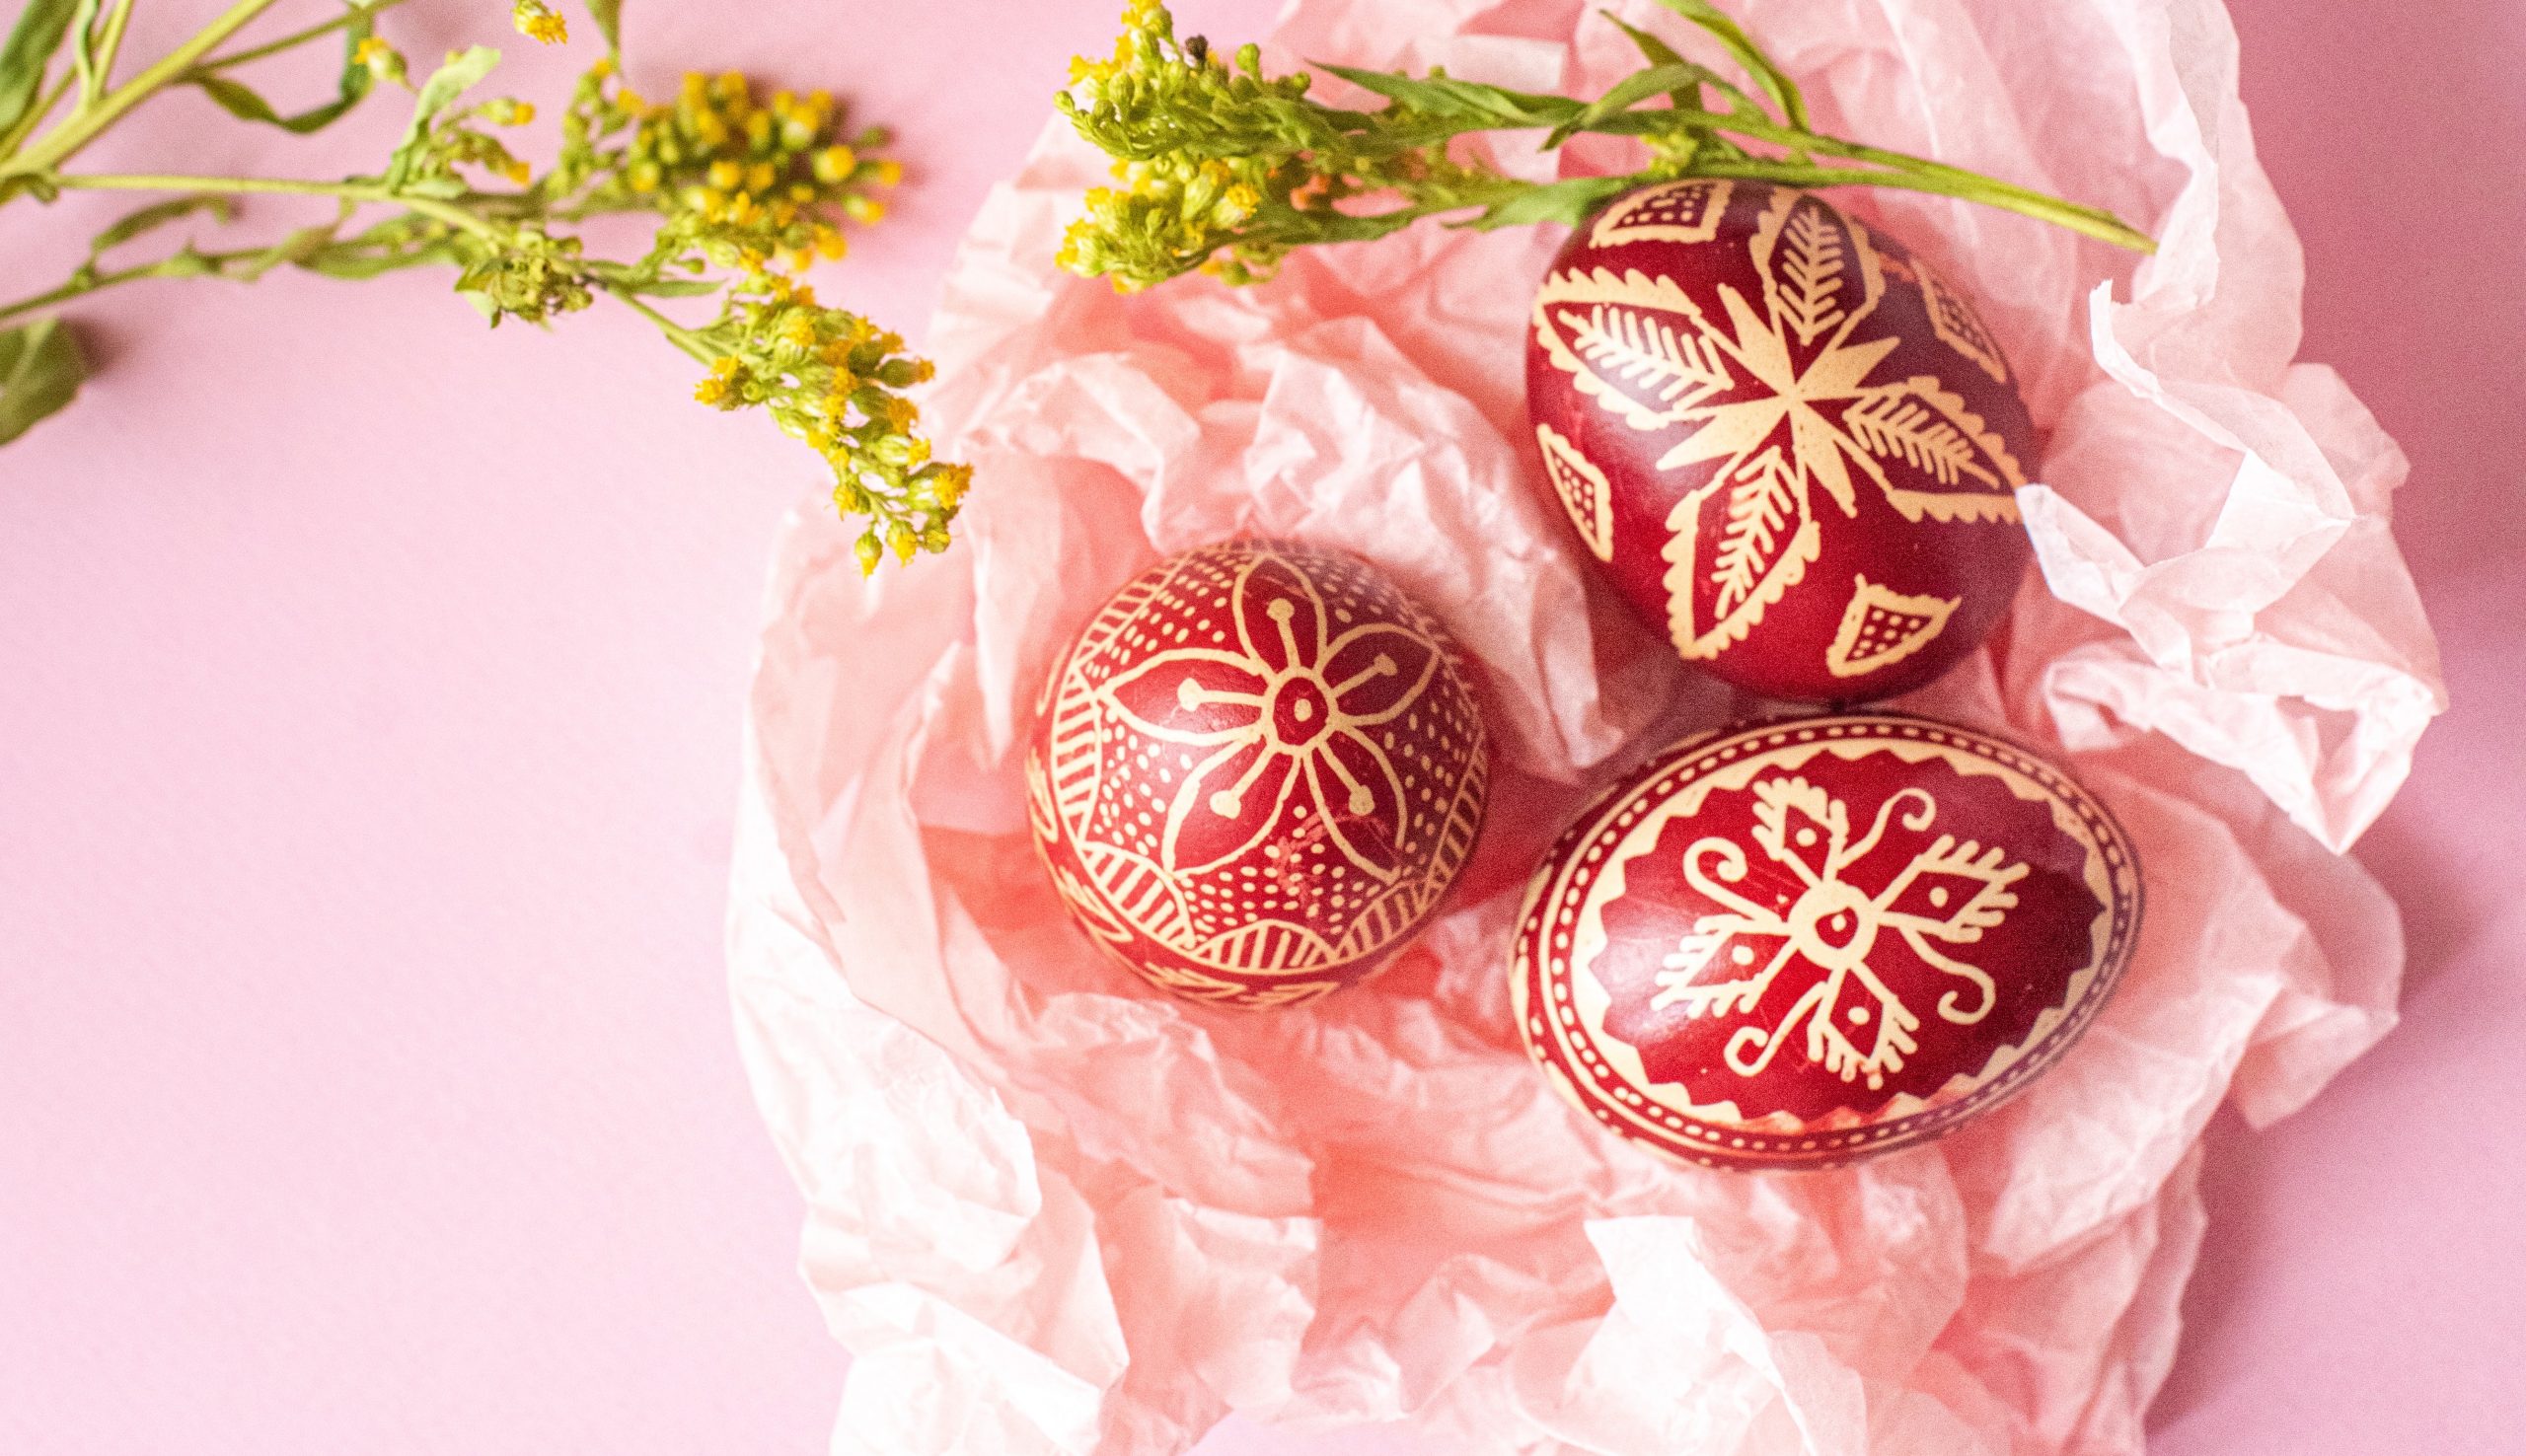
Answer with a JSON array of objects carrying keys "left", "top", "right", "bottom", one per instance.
[
  {"left": 87, "top": 194, "right": 236, "bottom": 259},
  {"left": 1648, "top": 0, "right": 1808, "bottom": 130},
  {"left": 1459, "top": 175, "right": 1632, "bottom": 229},
  {"left": 585, "top": 0, "right": 621, "bottom": 51},
  {"left": 186, "top": 12, "right": 378, "bottom": 134},
  {"left": 1605, "top": 11, "right": 1690, "bottom": 73},
  {"left": 1544, "top": 60, "right": 1728, "bottom": 149},
  {"left": 194, "top": 73, "right": 361, "bottom": 133},
  {"left": 383, "top": 44, "right": 500, "bottom": 187},
  {"left": 1315, "top": 63, "right": 1573, "bottom": 127},
  {"left": 1595, "top": 13, "right": 1763, "bottom": 119},
  {"left": 0, "top": 318, "right": 86, "bottom": 445},
  {"left": 0, "top": 0, "right": 80, "bottom": 135}
]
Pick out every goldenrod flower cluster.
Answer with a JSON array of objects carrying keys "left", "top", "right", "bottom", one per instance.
[
  {"left": 1054, "top": 0, "right": 1515, "bottom": 291},
  {"left": 1055, "top": 1, "right": 2156, "bottom": 294},
  {"left": 1055, "top": 2, "right": 1325, "bottom": 289},
  {"left": 452, "top": 225, "right": 590, "bottom": 324},
  {"left": 575, "top": 68, "right": 901, "bottom": 277},
  {"left": 0, "top": 5, "right": 967, "bottom": 561},
  {"left": 689, "top": 270, "right": 968, "bottom": 573}
]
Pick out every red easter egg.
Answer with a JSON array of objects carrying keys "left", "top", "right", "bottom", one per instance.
[
  {"left": 1513, "top": 713, "right": 2140, "bottom": 1171},
  {"left": 1027, "top": 541, "right": 1490, "bottom": 1009},
  {"left": 1525, "top": 181, "right": 2039, "bottom": 702}
]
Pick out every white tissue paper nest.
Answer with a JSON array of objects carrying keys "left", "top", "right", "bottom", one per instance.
[{"left": 724, "top": 0, "right": 2444, "bottom": 1452}]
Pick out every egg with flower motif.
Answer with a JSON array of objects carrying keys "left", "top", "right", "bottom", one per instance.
[
  {"left": 1027, "top": 541, "right": 1490, "bottom": 1008},
  {"left": 1526, "top": 180, "right": 2039, "bottom": 702},
  {"left": 1514, "top": 713, "right": 2141, "bottom": 1170}
]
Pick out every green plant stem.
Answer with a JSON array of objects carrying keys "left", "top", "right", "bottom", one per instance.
[
  {"left": 2, "top": 0, "right": 288, "bottom": 184},
  {"left": 52, "top": 170, "right": 502, "bottom": 241},
  {"left": 0, "top": 251, "right": 231, "bottom": 328},
  {"left": 188, "top": 0, "right": 410, "bottom": 76},
  {"left": 1375, "top": 107, "right": 2152, "bottom": 253},
  {"left": 5, "top": 171, "right": 723, "bottom": 362},
  {"left": 87, "top": 0, "right": 140, "bottom": 97},
  {"left": 606, "top": 288, "right": 716, "bottom": 363},
  {"left": 1669, "top": 114, "right": 2150, "bottom": 250}
]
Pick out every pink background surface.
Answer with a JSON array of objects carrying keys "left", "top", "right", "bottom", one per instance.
[{"left": 0, "top": 1, "right": 2516, "bottom": 1452}]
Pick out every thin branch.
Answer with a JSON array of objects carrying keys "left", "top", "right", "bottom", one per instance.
[
  {"left": 1, "top": 0, "right": 290, "bottom": 183},
  {"left": 188, "top": 0, "right": 413, "bottom": 76}
]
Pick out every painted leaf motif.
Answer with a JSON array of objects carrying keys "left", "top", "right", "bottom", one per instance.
[
  {"left": 1105, "top": 648, "right": 1266, "bottom": 744},
  {"left": 1750, "top": 774, "right": 1845, "bottom": 881},
  {"left": 1531, "top": 266, "right": 1733, "bottom": 430},
  {"left": 1764, "top": 195, "right": 1860, "bottom": 347},
  {"left": 1879, "top": 834, "right": 2027, "bottom": 941},
  {"left": 1306, "top": 728, "right": 1408, "bottom": 881},
  {"left": 1320, "top": 622, "right": 1439, "bottom": 725},
  {"left": 1168, "top": 736, "right": 1300, "bottom": 872},
  {"left": 1232, "top": 552, "right": 1329, "bottom": 674},
  {"left": 1654, "top": 925, "right": 1795, "bottom": 1018},
  {"left": 1836, "top": 378, "right": 2028, "bottom": 523},
  {"left": 1706, "top": 443, "right": 1804, "bottom": 619}
]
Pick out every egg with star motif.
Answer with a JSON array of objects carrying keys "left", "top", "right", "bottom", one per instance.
[
  {"left": 1526, "top": 181, "right": 2040, "bottom": 702},
  {"left": 1027, "top": 541, "right": 1490, "bottom": 1008},
  {"left": 1513, "top": 713, "right": 2141, "bottom": 1170}
]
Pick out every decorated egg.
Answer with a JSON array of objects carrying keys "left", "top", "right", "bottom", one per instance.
[
  {"left": 1027, "top": 541, "right": 1490, "bottom": 1009},
  {"left": 1513, "top": 713, "right": 2140, "bottom": 1171},
  {"left": 1526, "top": 181, "right": 2039, "bottom": 702}
]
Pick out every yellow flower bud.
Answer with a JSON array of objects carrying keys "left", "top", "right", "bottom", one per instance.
[
  {"left": 854, "top": 530, "right": 883, "bottom": 576},
  {"left": 812, "top": 145, "right": 857, "bottom": 184},
  {"left": 352, "top": 36, "right": 405, "bottom": 83},
  {"left": 706, "top": 159, "right": 742, "bottom": 190},
  {"left": 511, "top": 0, "right": 567, "bottom": 45}
]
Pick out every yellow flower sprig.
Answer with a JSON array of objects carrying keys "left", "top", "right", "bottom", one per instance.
[
  {"left": 1056, "top": 0, "right": 2154, "bottom": 295},
  {"left": 0, "top": 0, "right": 964, "bottom": 565},
  {"left": 687, "top": 267, "right": 970, "bottom": 573}
]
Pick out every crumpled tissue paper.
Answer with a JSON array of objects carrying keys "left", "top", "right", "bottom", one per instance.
[{"left": 725, "top": 0, "right": 2445, "bottom": 1451}]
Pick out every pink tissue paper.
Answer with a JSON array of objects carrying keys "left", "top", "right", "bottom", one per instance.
[{"left": 725, "top": 0, "right": 2445, "bottom": 1451}]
